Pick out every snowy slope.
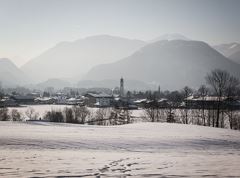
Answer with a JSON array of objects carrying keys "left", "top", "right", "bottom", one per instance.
[{"left": 0, "top": 122, "right": 240, "bottom": 177}]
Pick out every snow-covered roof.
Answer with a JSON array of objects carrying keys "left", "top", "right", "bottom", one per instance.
[
  {"left": 35, "top": 97, "right": 54, "bottom": 101},
  {"left": 158, "top": 98, "right": 168, "bottom": 103},
  {"left": 185, "top": 96, "right": 227, "bottom": 101},
  {"left": 134, "top": 99, "right": 147, "bottom": 103},
  {"left": 94, "top": 102, "right": 100, "bottom": 106},
  {"left": 86, "top": 93, "right": 112, "bottom": 98},
  {"left": 0, "top": 98, "right": 16, "bottom": 102},
  {"left": 114, "top": 97, "right": 120, "bottom": 101},
  {"left": 67, "top": 98, "right": 82, "bottom": 101}
]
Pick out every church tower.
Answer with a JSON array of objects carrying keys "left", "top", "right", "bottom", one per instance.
[{"left": 120, "top": 77, "right": 124, "bottom": 97}]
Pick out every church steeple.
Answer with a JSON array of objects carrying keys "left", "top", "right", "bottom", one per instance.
[{"left": 120, "top": 77, "right": 124, "bottom": 97}]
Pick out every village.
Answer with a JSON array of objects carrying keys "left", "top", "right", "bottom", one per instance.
[
  {"left": 1, "top": 77, "right": 240, "bottom": 110},
  {"left": 0, "top": 78, "right": 136, "bottom": 109}
]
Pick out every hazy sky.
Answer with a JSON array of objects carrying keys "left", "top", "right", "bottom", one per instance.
[{"left": 0, "top": 0, "right": 240, "bottom": 66}]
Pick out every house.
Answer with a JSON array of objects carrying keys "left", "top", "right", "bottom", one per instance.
[
  {"left": 157, "top": 98, "right": 169, "bottom": 108},
  {"left": 27, "top": 92, "right": 41, "bottom": 97},
  {"left": 54, "top": 96, "right": 67, "bottom": 105},
  {"left": 135, "top": 98, "right": 169, "bottom": 108},
  {"left": 66, "top": 98, "right": 84, "bottom": 105},
  {"left": 84, "top": 93, "right": 113, "bottom": 107},
  {"left": 0, "top": 97, "right": 18, "bottom": 107},
  {"left": 184, "top": 96, "right": 240, "bottom": 109},
  {"left": 113, "top": 97, "right": 138, "bottom": 109},
  {"left": 134, "top": 99, "right": 147, "bottom": 107},
  {"left": 11, "top": 95, "right": 35, "bottom": 104},
  {"left": 34, "top": 97, "right": 56, "bottom": 104}
]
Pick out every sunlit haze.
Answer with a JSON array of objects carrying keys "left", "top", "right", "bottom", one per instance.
[{"left": 1, "top": 0, "right": 240, "bottom": 66}]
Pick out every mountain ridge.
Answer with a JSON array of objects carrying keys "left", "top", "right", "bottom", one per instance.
[
  {"left": 0, "top": 58, "right": 30, "bottom": 87},
  {"left": 84, "top": 40, "right": 240, "bottom": 90},
  {"left": 21, "top": 35, "right": 146, "bottom": 83},
  {"left": 213, "top": 42, "right": 240, "bottom": 64}
]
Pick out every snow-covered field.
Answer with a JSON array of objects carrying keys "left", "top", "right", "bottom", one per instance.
[{"left": 0, "top": 122, "right": 240, "bottom": 177}]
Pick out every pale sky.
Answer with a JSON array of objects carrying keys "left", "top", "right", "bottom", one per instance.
[{"left": 0, "top": 0, "right": 240, "bottom": 66}]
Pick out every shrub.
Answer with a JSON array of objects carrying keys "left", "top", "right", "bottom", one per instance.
[
  {"left": 0, "top": 108, "right": 10, "bottom": 121},
  {"left": 44, "top": 110, "right": 64, "bottom": 122}
]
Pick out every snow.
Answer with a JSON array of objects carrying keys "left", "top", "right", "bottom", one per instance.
[
  {"left": 0, "top": 122, "right": 240, "bottom": 177},
  {"left": 229, "top": 43, "right": 238, "bottom": 49}
]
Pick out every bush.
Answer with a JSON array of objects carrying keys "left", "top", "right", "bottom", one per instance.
[
  {"left": 0, "top": 108, "right": 10, "bottom": 121},
  {"left": 64, "top": 107, "right": 74, "bottom": 123},
  {"left": 72, "top": 106, "right": 90, "bottom": 124},
  {"left": 11, "top": 109, "right": 22, "bottom": 121},
  {"left": 25, "top": 107, "right": 39, "bottom": 120},
  {"left": 44, "top": 110, "right": 64, "bottom": 122}
]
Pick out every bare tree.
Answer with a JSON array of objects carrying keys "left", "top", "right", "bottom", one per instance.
[
  {"left": 110, "top": 108, "right": 122, "bottom": 125},
  {"left": 44, "top": 110, "right": 64, "bottom": 122},
  {"left": 11, "top": 109, "right": 22, "bottom": 121},
  {"left": 144, "top": 106, "right": 157, "bottom": 122},
  {"left": 72, "top": 106, "right": 90, "bottom": 124},
  {"left": 226, "top": 76, "right": 240, "bottom": 97},
  {"left": 143, "top": 92, "right": 157, "bottom": 122},
  {"left": 197, "top": 85, "right": 209, "bottom": 126},
  {"left": 64, "top": 107, "right": 74, "bottom": 123},
  {"left": 225, "top": 76, "right": 240, "bottom": 129},
  {"left": 0, "top": 82, "right": 4, "bottom": 99},
  {"left": 182, "top": 86, "right": 193, "bottom": 124},
  {"left": 95, "top": 108, "right": 108, "bottom": 125},
  {"left": 25, "top": 107, "right": 39, "bottom": 120},
  {"left": 166, "top": 102, "right": 175, "bottom": 123},
  {"left": 120, "top": 109, "right": 133, "bottom": 124},
  {"left": 0, "top": 108, "right": 10, "bottom": 121},
  {"left": 206, "top": 69, "right": 231, "bottom": 127}
]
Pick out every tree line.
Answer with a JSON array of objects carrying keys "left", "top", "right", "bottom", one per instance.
[
  {"left": 142, "top": 69, "right": 240, "bottom": 130},
  {"left": 0, "top": 106, "right": 133, "bottom": 126}
]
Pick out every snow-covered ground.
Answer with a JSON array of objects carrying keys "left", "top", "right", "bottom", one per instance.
[{"left": 0, "top": 122, "right": 240, "bottom": 177}]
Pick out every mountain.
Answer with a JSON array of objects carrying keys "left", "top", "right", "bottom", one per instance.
[
  {"left": 213, "top": 43, "right": 240, "bottom": 64},
  {"left": 21, "top": 35, "right": 146, "bottom": 83},
  {"left": 77, "top": 79, "right": 156, "bottom": 91},
  {"left": 0, "top": 58, "right": 30, "bottom": 87},
  {"left": 150, "top": 33, "right": 190, "bottom": 43},
  {"left": 213, "top": 42, "right": 240, "bottom": 57},
  {"left": 228, "top": 50, "right": 240, "bottom": 64},
  {"left": 84, "top": 40, "right": 240, "bottom": 90},
  {"left": 36, "top": 78, "right": 72, "bottom": 90}
]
